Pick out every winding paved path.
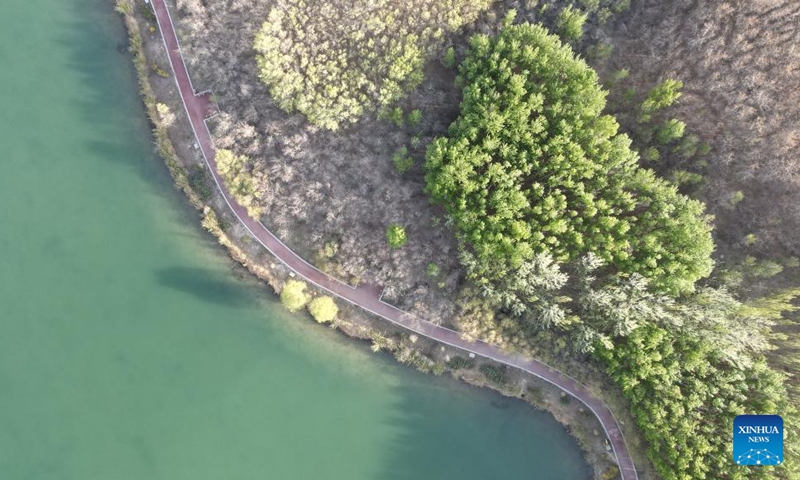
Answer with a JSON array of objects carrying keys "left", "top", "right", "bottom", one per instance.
[{"left": 149, "top": 1, "right": 639, "bottom": 478}]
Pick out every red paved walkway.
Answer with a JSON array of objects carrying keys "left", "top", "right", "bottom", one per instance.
[{"left": 149, "top": 1, "right": 639, "bottom": 478}]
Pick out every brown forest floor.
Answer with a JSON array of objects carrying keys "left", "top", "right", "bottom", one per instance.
[{"left": 602, "top": 0, "right": 800, "bottom": 262}]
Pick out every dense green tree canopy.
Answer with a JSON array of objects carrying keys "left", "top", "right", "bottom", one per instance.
[
  {"left": 596, "top": 324, "right": 788, "bottom": 480},
  {"left": 457, "top": 256, "right": 796, "bottom": 480},
  {"left": 425, "top": 22, "right": 713, "bottom": 295},
  {"left": 556, "top": 5, "right": 587, "bottom": 41},
  {"left": 656, "top": 118, "right": 686, "bottom": 144},
  {"left": 641, "top": 78, "right": 683, "bottom": 116}
]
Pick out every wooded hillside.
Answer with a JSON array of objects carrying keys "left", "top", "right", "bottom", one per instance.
[
  {"left": 166, "top": 1, "right": 800, "bottom": 479},
  {"left": 602, "top": 0, "right": 800, "bottom": 257}
]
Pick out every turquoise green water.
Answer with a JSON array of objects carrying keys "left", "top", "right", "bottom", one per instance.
[{"left": 0, "top": 1, "right": 590, "bottom": 478}]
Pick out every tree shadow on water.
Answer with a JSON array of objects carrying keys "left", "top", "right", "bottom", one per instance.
[
  {"left": 375, "top": 375, "right": 592, "bottom": 480},
  {"left": 155, "top": 266, "right": 257, "bottom": 308},
  {"left": 59, "top": 0, "right": 175, "bottom": 198}
]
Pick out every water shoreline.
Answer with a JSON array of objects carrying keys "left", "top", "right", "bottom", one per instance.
[{"left": 114, "top": 1, "right": 620, "bottom": 477}]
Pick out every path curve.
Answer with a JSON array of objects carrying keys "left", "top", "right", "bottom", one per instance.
[{"left": 148, "top": 1, "right": 638, "bottom": 478}]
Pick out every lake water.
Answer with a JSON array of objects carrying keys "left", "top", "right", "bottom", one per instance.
[{"left": 0, "top": 1, "right": 590, "bottom": 479}]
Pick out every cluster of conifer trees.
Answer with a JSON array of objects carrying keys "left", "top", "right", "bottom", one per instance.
[
  {"left": 425, "top": 19, "right": 714, "bottom": 296},
  {"left": 426, "top": 17, "right": 796, "bottom": 480}
]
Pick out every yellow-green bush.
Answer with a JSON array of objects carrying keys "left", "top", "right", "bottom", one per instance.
[
  {"left": 254, "top": 0, "right": 491, "bottom": 130},
  {"left": 308, "top": 296, "right": 338, "bottom": 323},
  {"left": 216, "top": 149, "right": 266, "bottom": 218},
  {"left": 280, "top": 280, "right": 310, "bottom": 312}
]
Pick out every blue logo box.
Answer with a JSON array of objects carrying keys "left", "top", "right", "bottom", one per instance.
[{"left": 733, "top": 415, "right": 783, "bottom": 466}]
